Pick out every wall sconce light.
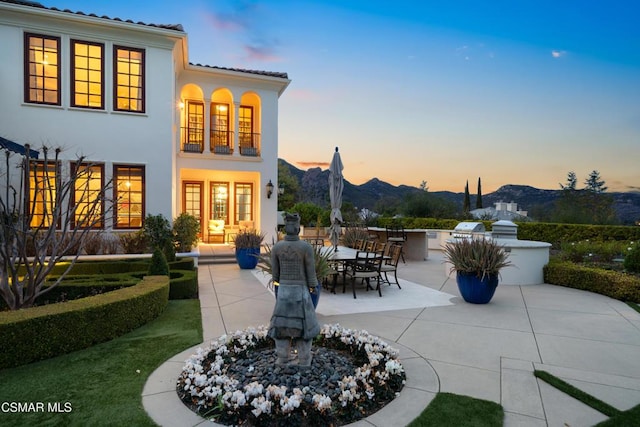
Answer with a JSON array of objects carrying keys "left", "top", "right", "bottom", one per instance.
[
  {"left": 179, "top": 101, "right": 185, "bottom": 110},
  {"left": 266, "top": 180, "right": 274, "bottom": 199},
  {"left": 278, "top": 184, "right": 285, "bottom": 195}
]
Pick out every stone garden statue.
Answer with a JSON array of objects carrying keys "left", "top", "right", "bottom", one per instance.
[{"left": 268, "top": 213, "right": 320, "bottom": 367}]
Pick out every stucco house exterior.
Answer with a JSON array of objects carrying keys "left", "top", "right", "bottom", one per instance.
[{"left": 0, "top": 0, "right": 290, "bottom": 244}]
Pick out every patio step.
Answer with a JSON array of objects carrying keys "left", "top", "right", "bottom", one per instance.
[{"left": 199, "top": 254, "right": 236, "bottom": 265}]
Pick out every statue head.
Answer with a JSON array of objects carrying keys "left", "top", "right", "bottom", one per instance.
[{"left": 284, "top": 213, "right": 301, "bottom": 236}]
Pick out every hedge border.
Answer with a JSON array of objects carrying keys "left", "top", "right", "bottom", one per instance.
[
  {"left": 544, "top": 259, "right": 640, "bottom": 303},
  {"left": 0, "top": 275, "right": 169, "bottom": 370}
]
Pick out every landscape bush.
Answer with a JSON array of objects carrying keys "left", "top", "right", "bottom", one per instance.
[
  {"left": 0, "top": 276, "right": 169, "bottom": 369},
  {"left": 544, "top": 259, "right": 640, "bottom": 303},
  {"left": 624, "top": 242, "right": 640, "bottom": 273}
]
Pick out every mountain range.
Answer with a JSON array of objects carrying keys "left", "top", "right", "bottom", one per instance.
[{"left": 279, "top": 159, "right": 640, "bottom": 225}]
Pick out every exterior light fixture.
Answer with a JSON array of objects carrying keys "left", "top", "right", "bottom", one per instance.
[
  {"left": 278, "top": 184, "right": 284, "bottom": 195},
  {"left": 266, "top": 180, "right": 274, "bottom": 198}
]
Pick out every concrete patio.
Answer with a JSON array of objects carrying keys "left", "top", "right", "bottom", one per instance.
[{"left": 143, "top": 245, "right": 640, "bottom": 426}]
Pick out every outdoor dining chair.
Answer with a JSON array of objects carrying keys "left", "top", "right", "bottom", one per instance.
[
  {"left": 379, "top": 243, "right": 402, "bottom": 288},
  {"left": 344, "top": 251, "right": 384, "bottom": 299}
]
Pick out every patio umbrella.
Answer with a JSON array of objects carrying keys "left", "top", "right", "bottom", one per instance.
[{"left": 328, "top": 147, "right": 344, "bottom": 250}]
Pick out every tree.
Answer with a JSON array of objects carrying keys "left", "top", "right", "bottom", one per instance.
[
  {"left": 552, "top": 170, "right": 616, "bottom": 225},
  {"left": 277, "top": 160, "right": 301, "bottom": 211},
  {"left": 419, "top": 180, "right": 429, "bottom": 191},
  {"left": 462, "top": 180, "right": 470, "bottom": 214},
  {"left": 0, "top": 145, "right": 113, "bottom": 310},
  {"left": 560, "top": 171, "right": 578, "bottom": 190},
  {"left": 584, "top": 170, "right": 607, "bottom": 193},
  {"left": 475, "top": 177, "right": 483, "bottom": 209}
]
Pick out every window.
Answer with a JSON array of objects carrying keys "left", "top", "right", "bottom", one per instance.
[
  {"left": 211, "top": 103, "right": 230, "bottom": 151},
  {"left": 71, "top": 163, "right": 104, "bottom": 228},
  {"left": 71, "top": 40, "right": 104, "bottom": 109},
  {"left": 113, "top": 46, "right": 144, "bottom": 113},
  {"left": 210, "top": 182, "right": 229, "bottom": 223},
  {"left": 183, "top": 181, "right": 203, "bottom": 234},
  {"left": 184, "top": 101, "right": 204, "bottom": 151},
  {"left": 24, "top": 33, "right": 61, "bottom": 105},
  {"left": 28, "top": 160, "right": 59, "bottom": 228},
  {"left": 234, "top": 183, "right": 253, "bottom": 223},
  {"left": 238, "top": 106, "right": 253, "bottom": 146},
  {"left": 114, "top": 165, "right": 144, "bottom": 228}
]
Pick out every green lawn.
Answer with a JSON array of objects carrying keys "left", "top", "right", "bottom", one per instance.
[
  {"left": 1, "top": 298, "right": 507, "bottom": 426},
  {"left": 0, "top": 300, "right": 202, "bottom": 427},
  {"left": 407, "top": 392, "right": 504, "bottom": 427}
]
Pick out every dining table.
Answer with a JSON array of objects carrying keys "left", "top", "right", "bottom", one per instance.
[{"left": 321, "top": 246, "right": 386, "bottom": 294}]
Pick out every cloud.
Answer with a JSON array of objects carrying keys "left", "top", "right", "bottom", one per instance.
[
  {"left": 551, "top": 50, "right": 567, "bottom": 58},
  {"left": 203, "top": 1, "right": 283, "bottom": 64},
  {"left": 296, "top": 161, "right": 329, "bottom": 169},
  {"left": 243, "top": 45, "right": 281, "bottom": 62}
]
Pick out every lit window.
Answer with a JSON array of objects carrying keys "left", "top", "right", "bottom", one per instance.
[
  {"left": 28, "top": 160, "right": 58, "bottom": 228},
  {"left": 238, "top": 106, "right": 253, "bottom": 147},
  {"left": 211, "top": 103, "right": 230, "bottom": 150},
  {"left": 113, "top": 46, "right": 144, "bottom": 113},
  {"left": 210, "top": 182, "right": 229, "bottom": 223},
  {"left": 24, "top": 33, "right": 60, "bottom": 105},
  {"left": 71, "top": 40, "right": 104, "bottom": 109},
  {"left": 234, "top": 183, "right": 253, "bottom": 223},
  {"left": 114, "top": 165, "right": 144, "bottom": 228},
  {"left": 72, "top": 163, "right": 104, "bottom": 228}
]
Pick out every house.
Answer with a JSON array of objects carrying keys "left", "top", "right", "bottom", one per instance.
[
  {"left": 0, "top": 0, "right": 290, "bottom": 244},
  {"left": 470, "top": 201, "right": 530, "bottom": 221}
]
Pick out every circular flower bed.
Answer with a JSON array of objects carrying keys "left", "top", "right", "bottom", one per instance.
[{"left": 177, "top": 323, "right": 406, "bottom": 426}]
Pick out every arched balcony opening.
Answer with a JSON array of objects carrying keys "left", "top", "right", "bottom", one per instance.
[
  {"left": 210, "top": 88, "right": 234, "bottom": 155},
  {"left": 238, "top": 92, "right": 261, "bottom": 157},
  {"left": 180, "top": 84, "right": 205, "bottom": 153}
]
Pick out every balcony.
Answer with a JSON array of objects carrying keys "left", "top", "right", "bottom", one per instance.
[
  {"left": 181, "top": 127, "right": 203, "bottom": 153},
  {"left": 239, "top": 132, "right": 261, "bottom": 156},
  {"left": 210, "top": 130, "right": 234, "bottom": 155}
]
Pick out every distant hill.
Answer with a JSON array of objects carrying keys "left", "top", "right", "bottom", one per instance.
[{"left": 279, "top": 159, "right": 640, "bottom": 225}]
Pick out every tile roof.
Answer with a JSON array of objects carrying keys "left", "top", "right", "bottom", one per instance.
[
  {"left": 1, "top": 0, "right": 184, "bottom": 32},
  {"left": 3, "top": 0, "right": 289, "bottom": 80},
  {"left": 189, "top": 63, "right": 289, "bottom": 80}
]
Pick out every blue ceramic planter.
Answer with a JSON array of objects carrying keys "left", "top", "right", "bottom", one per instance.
[
  {"left": 235, "top": 247, "right": 260, "bottom": 269},
  {"left": 456, "top": 272, "right": 499, "bottom": 304}
]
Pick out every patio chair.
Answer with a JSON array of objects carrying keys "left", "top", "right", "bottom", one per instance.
[
  {"left": 380, "top": 243, "right": 402, "bottom": 288},
  {"left": 386, "top": 225, "right": 407, "bottom": 263},
  {"left": 208, "top": 219, "right": 225, "bottom": 243},
  {"left": 344, "top": 251, "right": 383, "bottom": 299}
]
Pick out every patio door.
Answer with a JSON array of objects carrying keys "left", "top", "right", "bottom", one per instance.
[{"left": 182, "top": 181, "right": 204, "bottom": 237}]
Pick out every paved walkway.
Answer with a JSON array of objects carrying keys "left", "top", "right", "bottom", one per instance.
[{"left": 143, "top": 246, "right": 640, "bottom": 426}]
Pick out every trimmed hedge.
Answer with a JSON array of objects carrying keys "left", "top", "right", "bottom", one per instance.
[
  {"left": 0, "top": 275, "right": 169, "bottom": 370},
  {"left": 544, "top": 259, "right": 640, "bottom": 303}
]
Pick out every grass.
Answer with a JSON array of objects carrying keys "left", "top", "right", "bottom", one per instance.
[
  {"left": 0, "top": 299, "right": 202, "bottom": 427},
  {"left": 628, "top": 301, "right": 640, "bottom": 315},
  {"left": 407, "top": 392, "right": 504, "bottom": 427},
  {"left": 535, "top": 369, "right": 640, "bottom": 427}
]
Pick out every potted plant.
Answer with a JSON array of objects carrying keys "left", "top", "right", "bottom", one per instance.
[
  {"left": 256, "top": 244, "right": 333, "bottom": 308},
  {"left": 443, "top": 237, "right": 512, "bottom": 304},
  {"left": 233, "top": 229, "right": 265, "bottom": 269}
]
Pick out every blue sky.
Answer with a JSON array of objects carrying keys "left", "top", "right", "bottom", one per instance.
[{"left": 47, "top": 1, "right": 640, "bottom": 193}]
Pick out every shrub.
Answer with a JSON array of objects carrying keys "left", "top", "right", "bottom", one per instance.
[
  {"left": 0, "top": 276, "right": 169, "bottom": 369},
  {"left": 341, "top": 227, "right": 370, "bottom": 248},
  {"left": 173, "top": 212, "right": 200, "bottom": 252},
  {"left": 624, "top": 241, "right": 640, "bottom": 273},
  {"left": 148, "top": 247, "right": 169, "bottom": 276},
  {"left": 82, "top": 233, "right": 103, "bottom": 255},
  {"left": 560, "top": 240, "right": 628, "bottom": 263},
  {"left": 119, "top": 230, "right": 147, "bottom": 254},
  {"left": 544, "top": 259, "right": 640, "bottom": 302},
  {"left": 102, "top": 233, "right": 121, "bottom": 254}
]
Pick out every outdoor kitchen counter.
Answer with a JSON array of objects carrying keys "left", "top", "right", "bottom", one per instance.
[{"left": 367, "top": 227, "right": 429, "bottom": 261}]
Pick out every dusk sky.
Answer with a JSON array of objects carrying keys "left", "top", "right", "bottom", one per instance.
[{"left": 48, "top": 1, "right": 639, "bottom": 193}]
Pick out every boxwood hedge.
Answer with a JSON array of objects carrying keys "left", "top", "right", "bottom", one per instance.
[
  {"left": 544, "top": 259, "right": 640, "bottom": 303},
  {"left": 0, "top": 275, "right": 169, "bottom": 369}
]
